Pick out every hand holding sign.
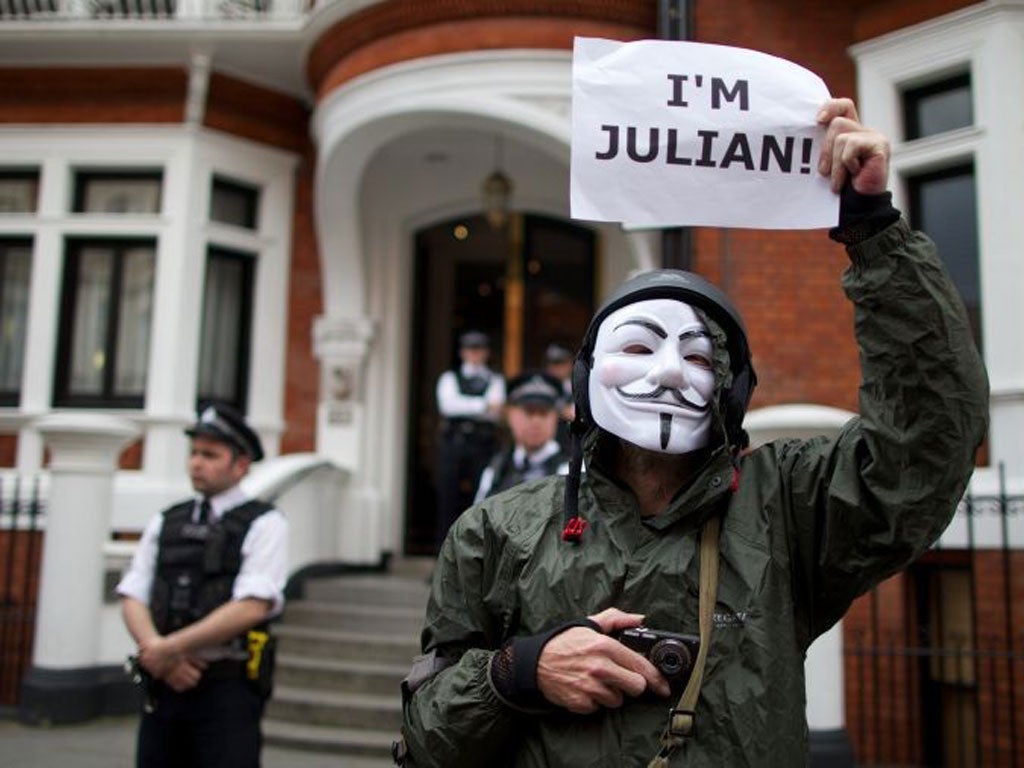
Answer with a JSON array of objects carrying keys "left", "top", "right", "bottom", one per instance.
[{"left": 571, "top": 38, "right": 849, "bottom": 230}]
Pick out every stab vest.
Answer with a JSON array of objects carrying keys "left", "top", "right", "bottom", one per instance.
[
  {"left": 485, "top": 447, "right": 568, "bottom": 499},
  {"left": 454, "top": 368, "right": 491, "bottom": 397},
  {"left": 150, "top": 498, "right": 274, "bottom": 636}
]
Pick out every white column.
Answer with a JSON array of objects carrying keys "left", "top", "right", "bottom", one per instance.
[
  {"left": 806, "top": 622, "right": 846, "bottom": 729},
  {"left": 312, "top": 315, "right": 383, "bottom": 564},
  {"left": 312, "top": 315, "right": 374, "bottom": 471},
  {"left": 31, "top": 414, "right": 139, "bottom": 668}
]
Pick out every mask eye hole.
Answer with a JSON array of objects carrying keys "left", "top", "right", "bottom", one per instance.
[
  {"left": 622, "top": 343, "right": 653, "bottom": 355},
  {"left": 685, "top": 354, "right": 712, "bottom": 369}
]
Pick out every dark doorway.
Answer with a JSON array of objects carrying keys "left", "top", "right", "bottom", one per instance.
[{"left": 403, "top": 212, "right": 596, "bottom": 554}]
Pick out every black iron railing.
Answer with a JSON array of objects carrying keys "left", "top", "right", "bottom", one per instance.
[
  {"left": 846, "top": 470, "right": 1022, "bottom": 767},
  {"left": 0, "top": 475, "right": 44, "bottom": 711}
]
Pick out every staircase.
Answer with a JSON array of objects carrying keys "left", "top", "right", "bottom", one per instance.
[{"left": 263, "top": 558, "right": 433, "bottom": 765}]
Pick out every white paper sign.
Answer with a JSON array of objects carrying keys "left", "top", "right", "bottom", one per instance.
[{"left": 571, "top": 38, "right": 838, "bottom": 230}]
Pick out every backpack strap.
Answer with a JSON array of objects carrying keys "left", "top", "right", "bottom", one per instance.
[{"left": 647, "top": 513, "right": 721, "bottom": 768}]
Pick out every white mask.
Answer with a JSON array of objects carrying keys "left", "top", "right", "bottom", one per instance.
[{"left": 588, "top": 299, "right": 716, "bottom": 453}]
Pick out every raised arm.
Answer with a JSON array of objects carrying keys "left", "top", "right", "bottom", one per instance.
[{"left": 781, "top": 99, "right": 989, "bottom": 643}]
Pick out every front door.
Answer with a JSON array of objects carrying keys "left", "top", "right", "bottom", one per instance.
[{"left": 403, "top": 212, "right": 595, "bottom": 554}]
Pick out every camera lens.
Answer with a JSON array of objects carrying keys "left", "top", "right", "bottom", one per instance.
[{"left": 650, "top": 639, "right": 692, "bottom": 678}]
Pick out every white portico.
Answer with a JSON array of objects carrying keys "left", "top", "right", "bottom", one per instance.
[{"left": 310, "top": 50, "right": 648, "bottom": 560}]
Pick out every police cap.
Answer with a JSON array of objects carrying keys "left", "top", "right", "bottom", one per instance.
[
  {"left": 185, "top": 403, "right": 265, "bottom": 462},
  {"left": 544, "top": 343, "right": 573, "bottom": 364},
  {"left": 459, "top": 330, "right": 489, "bottom": 349},
  {"left": 506, "top": 372, "right": 561, "bottom": 410}
]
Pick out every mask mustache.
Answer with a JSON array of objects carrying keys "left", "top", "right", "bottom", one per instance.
[{"left": 616, "top": 385, "right": 709, "bottom": 412}]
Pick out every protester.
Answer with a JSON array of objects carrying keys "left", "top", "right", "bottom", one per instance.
[
  {"left": 434, "top": 330, "right": 506, "bottom": 546},
  {"left": 394, "top": 98, "right": 989, "bottom": 767},
  {"left": 118, "top": 404, "right": 287, "bottom": 768},
  {"left": 474, "top": 372, "right": 568, "bottom": 502}
]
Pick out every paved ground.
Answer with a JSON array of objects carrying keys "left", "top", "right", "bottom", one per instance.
[{"left": 0, "top": 715, "right": 391, "bottom": 768}]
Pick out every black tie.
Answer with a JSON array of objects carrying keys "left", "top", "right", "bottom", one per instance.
[{"left": 198, "top": 497, "right": 212, "bottom": 525}]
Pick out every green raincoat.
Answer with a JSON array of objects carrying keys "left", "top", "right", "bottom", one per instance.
[{"left": 402, "top": 219, "right": 989, "bottom": 767}]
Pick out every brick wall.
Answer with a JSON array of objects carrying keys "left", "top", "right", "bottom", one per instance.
[
  {"left": 972, "top": 549, "right": 1024, "bottom": 764},
  {"left": 281, "top": 148, "right": 322, "bottom": 455},
  {"left": 0, "top": 67, "right": 186, "bottom": 124}
]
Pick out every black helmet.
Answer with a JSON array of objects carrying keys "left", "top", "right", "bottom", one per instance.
[{"left": 561, "top": 269, "right": 756, "bottom": 542}]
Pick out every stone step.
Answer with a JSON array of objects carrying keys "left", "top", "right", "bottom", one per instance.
[
  {"left": 267, "top": 685, "right": 402, "bottom": 732},
  {"left": 274, "top": 625, "right": 420, "bottom": 666},
  {"left": 303, "top": 574, "right": 431, "bottom": 608},
  {"left": 275, "top": 653, "right": 407, "bottom": 696},
  {"left": 387, "top": 556, "right": 436, "bottom": 580},
  {"left": 262, "top": 719, "right": 396, "bottom": 764},
  {"left": 283, "top": 600, "right": 425, "bottom": 636}
]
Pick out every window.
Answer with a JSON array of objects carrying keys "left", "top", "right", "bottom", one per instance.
[
  {"left": 196, "top": 247, "right": 254, "bottom": 411},
  {"left": 0, "top": 171, "right": 39, "bottom": 213},
  {"left": 908, "top": 164, "right": 981, "bottom": 350},
  {"left": 902, "top": 73, "right": 973, "bottom": 140},
  {"left": 54, "top": 239, "right": 155, "bottom": 407},
  {"left": 0, "top": 239, "right": 32, "bottom": 405},
  {"left": 210, "top": 177, "right": 259, "bottom": 230},
  {"left": 73, "top": 171, "right": 162, "bottom": 214},
  {"left": 914, "top": 564, "right": 977, "bottom": 766}
]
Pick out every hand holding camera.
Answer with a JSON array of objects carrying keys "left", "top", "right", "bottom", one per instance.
[{"left": 536, "top": 607, "right": 672, "bottom": 714}]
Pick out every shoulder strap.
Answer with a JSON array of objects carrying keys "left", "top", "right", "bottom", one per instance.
[
  {"left": 647, "top": 514, "right": 721, "bottom": 768},
  {"left": 210, "top": 499, "right": 275, "bottom": 573},
  {"left": 221, "top": 498, "right": 275, "bottom": 530}
]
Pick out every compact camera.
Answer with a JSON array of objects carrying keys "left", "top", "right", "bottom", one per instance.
[{"left": 616, "top": 627, "right": 700, "bottom": 688}]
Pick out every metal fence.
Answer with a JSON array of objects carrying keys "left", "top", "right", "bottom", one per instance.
[
  {"left": 0, "top": 476, "right": 44, "bottom": 710},
  {"left": 846, "top": 475, "right": 1023, "bottom": 767}
]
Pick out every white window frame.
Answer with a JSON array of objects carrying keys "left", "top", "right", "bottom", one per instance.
[{"left": 0, "top": 125, "right": 296, "bottom": 492}]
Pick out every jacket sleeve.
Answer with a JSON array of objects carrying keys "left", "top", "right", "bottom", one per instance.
[
  {"left": 401, "top": 506, "right": 522, "bottom": 768},
  {"left": 782, "top": 217, "right": 989, "bottom": 645}
]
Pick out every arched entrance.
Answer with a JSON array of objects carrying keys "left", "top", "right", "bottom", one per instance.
[{"left": 403, "top": 211, "right": 596, "bottom": 554}]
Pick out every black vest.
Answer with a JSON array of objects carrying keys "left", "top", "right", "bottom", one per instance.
[
  {"left": 150, "top": 498, "right": 274, "bottom": 636},
  {"left": 454, "top": 368, "right": 491, "bottom": 397},
  {"left": 485, "top": 447, "right": 567, "bottom": 499}
]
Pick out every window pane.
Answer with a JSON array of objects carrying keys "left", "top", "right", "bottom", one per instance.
[
  {"left": 909, "top": 164, "right": 981, "bottom": 348},
  {"left": 76, "top": 173, "right": 162, "bottom": 214},
  {"left": 0, "top": 172, "right": 39, "bottom": 213},
  {"left": 57, "top": 239, "right": 155, "bottom": 407},
  {"left": 210, "top": 178, "right": 259, "bottom": 229},
  {"left": 113, "top": 247, "right": 155, "bottom": 396},
  {"left": 68, "top": 247, "right": 114, "bottom": 395},
  {"left": 903, "top": 74, "right": 972, "bottom": 140},
  {"left": 0, "top": 240, "right": 32, "bottom": 400},
  {"left": 198, "top": 250, "right": 252, "bottom": 409}
]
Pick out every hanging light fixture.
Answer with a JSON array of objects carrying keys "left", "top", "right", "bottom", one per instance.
[{"left": 481, "top": 135, "right": 513, "bottom": 230}]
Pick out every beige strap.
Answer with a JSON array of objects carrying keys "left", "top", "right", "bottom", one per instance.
[{"left": 646, "top": 515, "right": 721, "bottom": 768}]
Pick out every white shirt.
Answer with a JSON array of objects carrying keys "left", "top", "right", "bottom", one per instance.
[
  {"left": 436, "top": 363, "right": 505, "bottom": 419},
  {"left": 116, "top": 484, "right": 289, "bottom": 617}
]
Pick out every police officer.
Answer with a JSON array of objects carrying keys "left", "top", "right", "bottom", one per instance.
[
  {"left": 543, "top": 342, "right": 576, "bottom": 450},
  {"left": 434, "top": 330, "right": 505, "bottom": 546},
  {"left": 117, "top": 403, "right": 288, "bottom": 768},
  {"left": 474, "top": 372, "right": 569, "bottom": 502}
]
